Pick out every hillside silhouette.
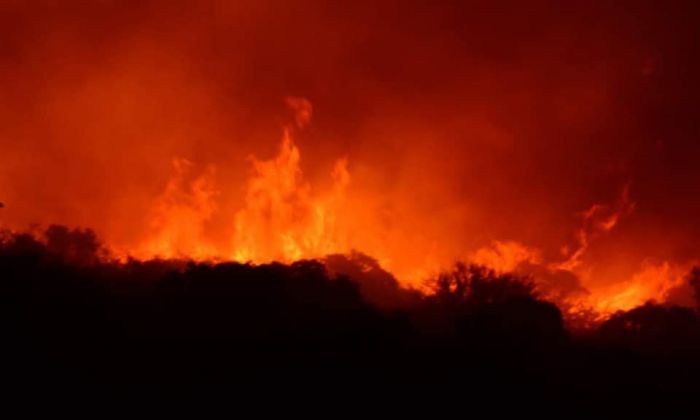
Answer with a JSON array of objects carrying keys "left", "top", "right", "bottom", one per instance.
[{"left": 3, "top": 225, "right": 700, "bottom": 409}]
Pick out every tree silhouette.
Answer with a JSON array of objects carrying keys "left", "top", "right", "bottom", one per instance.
[
  {"left": 431, "top": 263, "right": 536, "bottom": 306},
  {"left": 598, "top": 302, "right": 700, "bottom": 351},
  {"left": 689, "top": 266, "right": 700, "bottom": 313},
  {"left": 1, "top": 226, "right": 700, "bottom": 404},
  {"left": 417, "top": 263, "right": 565, "bottom": 348},
  {"left": 324, "top": 251, "right": 421, "bottom": 311}
]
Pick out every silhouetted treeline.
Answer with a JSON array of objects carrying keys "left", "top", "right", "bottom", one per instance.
[{"left": 3, "top": 226, "right": 700, "bottom": 408}]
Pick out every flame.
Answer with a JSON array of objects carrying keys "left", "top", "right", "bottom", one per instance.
[
  {"left": 1, "top": 91, "right": 694, "bottom": 320},
  {"left": 589, "top": 261, "right": 688, "bottom": 315},
  {"left": 1, "top": 0, "right": 699, "bottom": 328},
  {"left": 471, "top": 240, "right": 541, "bottom": 273},
  {"left": 133, "top": 158, "right": 219, "bottom": 260},
  {"left": 231, "top": 128, "right": 350, "bottom": 262},
  {"left": 465, "top": 189, "right": 689, "bottom": 320},
  {"left": 56, "top": 102, "right": 693, "bottom": 321},
  {"left": 554, "top": 186, "right": 635, "bottom": 272}
]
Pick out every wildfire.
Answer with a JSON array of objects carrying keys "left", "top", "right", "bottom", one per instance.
[
  {"left": 134, "top": 158, "right": 219, "bottom": 260},
  {"left": 67, "top": 97, "right": 681, "bottom": 321},
  {"left": 0, "top": 0, "right": 698, "bottom": 339},
  {"left": 116, "top": 99, "right": 344, "bottom": 267},
  {"left": 231, "top": 128, "right": 350, "bottom": 263},
  {"left": 0, "top": 87, "right": 691, "bottom": 322}
]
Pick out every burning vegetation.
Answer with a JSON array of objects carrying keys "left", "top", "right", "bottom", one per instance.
[{"left": 1, "top": 0, "right": 700, "bottom": 408}]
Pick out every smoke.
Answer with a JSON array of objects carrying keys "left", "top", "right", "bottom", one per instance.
[
  {"left": 1, "top": 1, "right": 699, "bottom": 311},
  {"left": 554, "top": 186, "right": 636, "bottom": 272}
]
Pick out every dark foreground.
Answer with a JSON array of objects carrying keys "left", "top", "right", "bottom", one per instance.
[{"left": 3, "top": 226, "right": 700, "bottom": 412}]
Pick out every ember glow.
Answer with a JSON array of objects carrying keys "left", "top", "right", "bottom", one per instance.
[{"left": 1, "top": 1, "right": 699, "bottom": 320}]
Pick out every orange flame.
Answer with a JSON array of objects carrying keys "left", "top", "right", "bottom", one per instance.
[
  {"left": 555, "top": 186, "right": 635, "bottom": 272},
  {"left": 471, "top": 240, "right": 541, "bottom": 273},
  {"left": 7, "top": 91, "right": 690, "bottom": 320},
  {"left": 134, "top": 158, "right": 219, "bottom": 260},
  {"left": 105, "top": 99, "right": 692, "bottom": 321},
  {"left": 231, "top": 128, "right": 350, "bottom": 263},
  {"left": 589, "top": 261, "right": 688, "bottom": 315}
]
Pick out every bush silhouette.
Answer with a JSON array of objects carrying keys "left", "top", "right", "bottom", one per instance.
[{"left": 2, "top": 226, "right": 700, "bottom": 404}]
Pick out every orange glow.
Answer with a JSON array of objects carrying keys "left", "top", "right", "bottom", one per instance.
[
  {"left": 472, "top": 241, "right": 541, "bottom": 273},
  {"left": 2, "top": 95, "right": 693, "bottom": 320},
  {"left": 100, "top": 110, "right": 690, "bottom": 320},
  {"left": 587, "top": 262, "right": 689, "bottom": 315},
  {"left": 134, "top": 158, "right": 219, "bottom": 260},
  {"left": 231, "top": 127, "right": 350, "bottom": 263},
  {"left": 1, "top": 1, "right": 698, "bottom": 321},
  {"left": 2, "top": 98, "right": 695, "bottom": 319}
]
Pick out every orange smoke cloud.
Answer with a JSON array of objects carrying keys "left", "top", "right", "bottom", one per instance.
[{"left": 1, "top": 1, "right": 699, "bottom": 318}]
